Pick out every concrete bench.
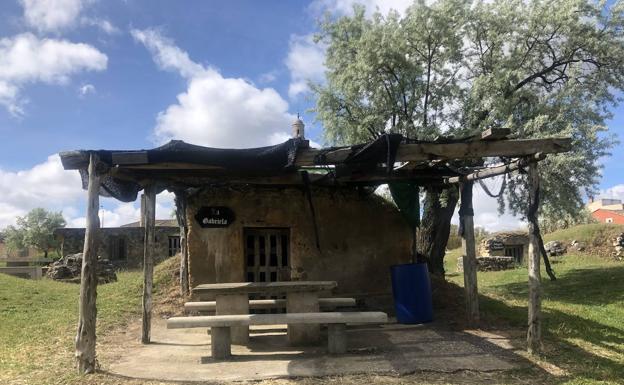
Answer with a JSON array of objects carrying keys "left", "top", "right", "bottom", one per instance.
[
  {"left": 167, "top": 311, "right": 387, "bottom": 359},
  {"left": 184, "top": 297, "right": 356, "bottom": 313}
]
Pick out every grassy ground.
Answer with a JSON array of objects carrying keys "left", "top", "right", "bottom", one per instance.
[
  {"left": 0, "top": 256, "right": 180, "bottom": 385},
  {"left": 445, "top": 248, "right": 624, "bottom": 384},
  {"left": 1, "top": 237, "right": 623, "bottom": 384}
]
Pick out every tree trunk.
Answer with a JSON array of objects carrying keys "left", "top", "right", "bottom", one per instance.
[{"left": 417, "top": 185, "right": 459, "bottom": 275}]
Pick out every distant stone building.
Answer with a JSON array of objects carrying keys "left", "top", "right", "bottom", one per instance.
[
  {"left": 479, "top": 231, "right": 529, "bottom": 263},
  {"left": 587, "top": 198, "right": 624, "bottom": 224},
  {"left": 55, "top": 219, "right": 180, "bottom": 268}
]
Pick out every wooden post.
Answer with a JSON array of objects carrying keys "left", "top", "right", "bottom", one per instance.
[
  {"left": 527, "top": 161, "right": 542, "bottom": 354},
  {"left": 174, "top": 192, "right": 189, "bottom": 295},
  {"left": 141, "top": 185, "right": 156, "bottom": 344},
  {"left": 75, "top": 153, "right": 100, "bottom": 374},
  {"left": 460, "top": 182, "right": 479, "bottom": 326}
]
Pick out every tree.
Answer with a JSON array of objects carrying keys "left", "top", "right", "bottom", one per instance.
[
  {"left": 313, "top": 0, "right": 623, "bottom": 274},
  {"left": 4, "top": 208, "right": 66, "bottom": 258}
]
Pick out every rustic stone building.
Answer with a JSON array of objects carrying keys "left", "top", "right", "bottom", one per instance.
[
  {"left": 186, "top": 185, "right": 412, "bottom": 306},
  {"left": 479, "top": 231, "right": 529, "bottom": 263},
  {"left": 55, "top": 219, "right": 180, "bottom": 268}
]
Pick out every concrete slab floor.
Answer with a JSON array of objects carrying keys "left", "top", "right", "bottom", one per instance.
[{"left": 104, "top": 318, "right": 526, "bottom": 383}]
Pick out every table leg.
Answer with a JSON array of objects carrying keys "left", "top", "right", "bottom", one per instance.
[
  {"left": 215, "top": 293, "right": 249, "bottom": 345},
  {"left": 286, "top": 291, "right": 320, "bottom": 345}
]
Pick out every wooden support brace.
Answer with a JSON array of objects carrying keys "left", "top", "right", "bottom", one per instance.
[
  {"left": 141, "top": 186, "right": 156, "bottom": 344},
  {"left": 75, "top": 153, "right": 101, "bottom": 374},
  {"left": 526, "top": 162, "right": 542, "bottom": 354},
  {"left": 460, "top": 182, "right": 479, "bottom": 326}
]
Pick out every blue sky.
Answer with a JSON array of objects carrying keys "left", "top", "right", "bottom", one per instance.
[{"left": 0, "top": 0, "right": 622, "bottom": 230}]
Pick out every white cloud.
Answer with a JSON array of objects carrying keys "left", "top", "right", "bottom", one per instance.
[
  {"left": 258, "top": 70, "right": 278, "bottom": 84},
  {"left": 0, "top": 155, "right": 84, "bottom": 229},
  {"left": 311, "top": 0, "right": 413, "bottom": 17},
  {"left": 452, "top": 180, "right": 526, "bottom": 232},
  {"left": 0, "top": 154, "right": 177, "bottom": 230},
  {"left": 286, "top": 34, "right": 326, "bottom": 98},
  {"left": 78, "top": 83, "right": 95, "bottom": 96},
  {"left": 20, "top": 0, "right": 85, "bottom": 32},
  {"left": 81, "top": 17, "right": 120, "bottom": 35},
  {"left": 132, "top": 28, "right": 295, "bottom": 148},
  {"left": 0, "top": 33, "right": 107, "bottom": 115},
  {"left": 596, "top": 184, "right": 624, "bottom": 201},
  {"left": 131, "top": 29, "right": 204, "bottom": 79}
]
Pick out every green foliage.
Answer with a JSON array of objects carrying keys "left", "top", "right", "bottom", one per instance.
[
  {"left": 313, "top": 0, "right": 624, "bottom": 224},
  {"left": 539, "top": 208, "right": 597, "bottom": 234},
  {"left": 4, "top": 208, "right": 66, "bottom": 257}
]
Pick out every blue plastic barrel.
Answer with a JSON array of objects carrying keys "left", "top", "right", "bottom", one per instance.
[{"left": 390, "top": 263, "right": 433, "bottom": 324}]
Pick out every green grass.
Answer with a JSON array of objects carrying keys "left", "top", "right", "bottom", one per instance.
[
  {"left": 0, "top": 256, "right": 179, "bottom": 385},
  {"left": 542, "top": 223, "right": 624, "bottom": 246},
  {"left": 446, "top": 251, "right": 624, "bottom": 384}
]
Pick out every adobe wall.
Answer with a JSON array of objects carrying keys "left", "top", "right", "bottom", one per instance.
[{"left": 186, "top": 186, "right": 412, "bottom": 305}]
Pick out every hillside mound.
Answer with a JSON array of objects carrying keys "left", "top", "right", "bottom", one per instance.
[
  {"left": 543, "top": 223, "right": 624, "bottom": 257},
  {"left": 152, "top": 254, "right": 187, "bottom": 317}
]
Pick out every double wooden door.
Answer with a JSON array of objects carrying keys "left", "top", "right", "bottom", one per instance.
[{"left": 244, "top": 228, "right": 290, "bottom": 283}]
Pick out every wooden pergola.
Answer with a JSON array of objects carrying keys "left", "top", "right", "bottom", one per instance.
[{"left": 61, "top": 129, "right": 571, "bottom": 374}]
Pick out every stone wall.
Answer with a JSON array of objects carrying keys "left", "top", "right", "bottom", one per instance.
[
  {"left": 185, "top": 186, "right": 412, "bottom": 307},
  {"left": 56, "top": 226, "right": 179, "bottom": 268},
  {"left": 457, "top": 255, "right": 516, "bottom": 272}
]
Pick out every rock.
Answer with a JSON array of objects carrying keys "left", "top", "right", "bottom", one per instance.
[
  {"left": 544, "top": 240, "right": 566, "bottom": 256},
  {"left": 569, "top": 240, "right": 586, "bottom": 252},
  {"left": 46, "top": 253, "right": 117, "bottom": 284},
  {"left": 457, "top": 256, "right": 516, "bottom": 272}
]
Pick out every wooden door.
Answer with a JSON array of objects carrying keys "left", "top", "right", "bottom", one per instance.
[{"left": 244, "top": 228, "right": 290, "bottom": 283}]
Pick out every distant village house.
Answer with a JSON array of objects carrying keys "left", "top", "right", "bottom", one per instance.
[{"left": 587, "top": 198, "right": 624, "bottom": 224}]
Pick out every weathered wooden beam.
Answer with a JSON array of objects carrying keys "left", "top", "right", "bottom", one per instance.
[
  {"left": 526, "top": 161, "right": 542, "bottom": 354},
  {"left": 459, "top": 182, "right": 479, "bottom": 326},
  {"left": 481, "top": 127, "right": 511, "bottom": 140},
  {"left": 173, "top": 191, "right": 190, "bottom": 296},
  {"left": 445, "top": 153, "right": 546, "bottom": 184},
  {"left": 141, "top": 186, "right": 157, "bottom": 344},
  {"left": 295, "top": 138, "right": 571, "bottom": 166},
  {"left": 75, "top": 153, "right": 100, "bottom": 374}
]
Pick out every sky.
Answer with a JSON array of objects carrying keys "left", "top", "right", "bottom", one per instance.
[{"left": 0, "top": 0, "right": 622, "bottom": 231}]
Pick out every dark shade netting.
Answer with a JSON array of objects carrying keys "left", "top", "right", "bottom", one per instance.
[{"left": 73, "top": 138, "right": 306, "bottom": 202}]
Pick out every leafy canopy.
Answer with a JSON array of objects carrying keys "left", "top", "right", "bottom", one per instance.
[
  {"left": 313, "top": 0, "right": 624, "bottom": 220},
  {"left": 4, "top": 208, "right": 66, "bottom": 256}
]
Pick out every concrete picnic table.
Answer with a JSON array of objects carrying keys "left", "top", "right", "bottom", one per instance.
[{"left": 192, "top": 281, "right": 337, "bottom": 345}]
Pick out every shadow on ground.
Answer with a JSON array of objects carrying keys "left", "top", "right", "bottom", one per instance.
[{"left": 474, "top": 264, "right": 624, "bottom": 384}]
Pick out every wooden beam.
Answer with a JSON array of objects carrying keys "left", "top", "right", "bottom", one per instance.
[
  {"left": 481, "top": 127, "right": 510, "bottom": 140},
  {"left": 174, "top": 191, "right": 190, "bottom": 296},
  {"left": 459, "top": 182, "right": 479, "bottom": 326},
  {"left": 445, "top": 153, "right": 546, "bottom": 184},
  {"left": 527, "top": 161, "right": 542, "bottom": 354},
  {"left": 295, "top": 138, "right": 571, "bottom": 166},
  {"left": 141, "top": 185, "right": 156, "bottom": 344},
  {"left": 75, "top": 153, "right": 100, "bottom": 374}
]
